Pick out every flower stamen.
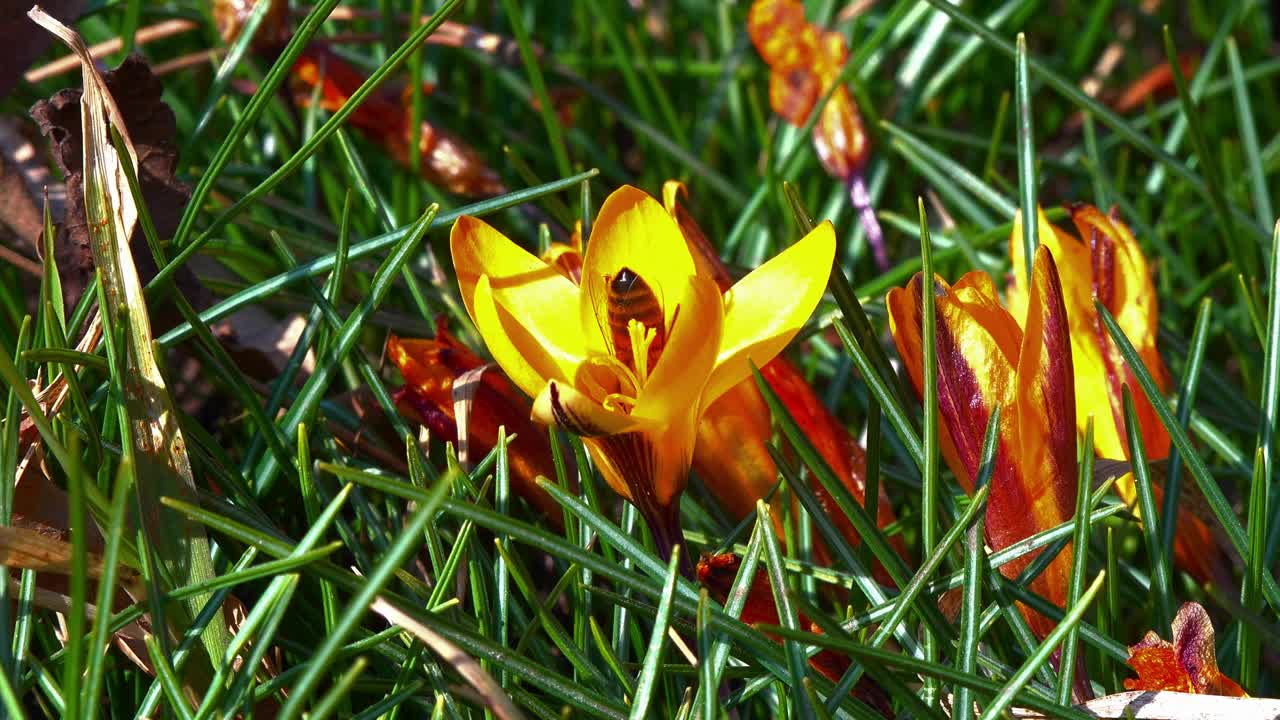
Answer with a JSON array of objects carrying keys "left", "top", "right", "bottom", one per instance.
[
  {"left": 628, "top": 318, "right": 656, "bottom": 384},
  {"left": 580, "top": 354, "right": 642, "bottom": 414},
  {"left": 602, "top": 393, "right": 637, "bottom": 414}
]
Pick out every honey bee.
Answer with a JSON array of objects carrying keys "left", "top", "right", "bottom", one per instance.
[{"left": 601, "top": 266, "right": 667, "bottom": 375}]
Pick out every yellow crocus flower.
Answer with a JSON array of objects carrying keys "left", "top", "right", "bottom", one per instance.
[{"left": 450, "top": 185, "right": 835, "bottom": 560}]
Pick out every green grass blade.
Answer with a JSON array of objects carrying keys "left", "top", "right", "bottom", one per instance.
[
  {"left": 757, "top": 501, "right": 815, "bottom": 720},
  {"left": 500, "top": 0, "right": 572, "bottom": 178},
  {"left": 1097, "top": 302, "right": 1280, "bottom": 611},
  {"left": 984, "top": 573, "right": 1106, "bottom": 719},
  {"left": 1161, "top": 26, "right": 1252, "bottom": 278},
  {"left": 1226, "top": 38, "right": 1275, "bottom": 228},
  {"left": 1240, "top": 448, "right": 1266, "bottom": 691},
  {"left": 276, "top": 471, "right": 451, "bottom": 719},
  {"left": 694, "top": 515, "right": 765, "bottom": 717},
  {"left": 917, "top": 197, "right": 941, "bottom": 707},
  {"left": 252, "top": 204, "right": 437, "bottom": 494},
  {"left": 1056, "top": 418, "right": 1094, "bottom": 704},
  {"left": 1014, "top": 33, "right": 1037, "bottom": 284},
  {"left": 1123, "top": 389, "right": 1173, "bottom": 630},
  {"left": 628, "top": 548, "right": 681, "bottom": 720},
  {"left": 1163, "top": 299, "right": 1213, "bottom": 563},
  {"left": 155, "top": 170, "right": 597, "bottom": 346}
]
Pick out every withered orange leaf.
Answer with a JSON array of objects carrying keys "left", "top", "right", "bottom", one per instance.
[
  {"left": 387, "top": 325, "right": 568, "bottom": 526},
  {"left": 1125, "top": 602, "right": 1246, "bottom": 697}
]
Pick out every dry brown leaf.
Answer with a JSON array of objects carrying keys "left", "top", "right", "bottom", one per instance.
[
  {"left": 28, "top": 4, "right": 231, "bottom": 668},
  {"left": 371, "top": 597, "right": 526, "bottom": 720},
  {"left": 28, "top": 50, "right": 205, "bottom": 317}
]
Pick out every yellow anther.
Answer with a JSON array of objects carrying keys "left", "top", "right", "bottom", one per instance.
[{"left": 627, "top": 319, "right": 657, "bottom": 384}]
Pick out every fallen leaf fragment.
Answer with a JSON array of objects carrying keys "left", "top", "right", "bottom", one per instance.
[{"left": 1125, "top": 602, "right": 1245, "bottom": 697}]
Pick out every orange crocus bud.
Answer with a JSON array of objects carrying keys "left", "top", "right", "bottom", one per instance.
[
  {"left": 387, "top": 327, "right": 566, "bottom": 526},
  {"left": 696, "top": 553, "right": 892, "bottom": 718},
  {"left": 1008, "top": 206, "right": 1224, "bottom": 584},
  {"left": 663, "top": 182, "right": 903, "bottom": 567},
  {"left": 1125, "top": 602, "right": 1246, "bottom": 696},
  {"left": 887, "top": 246, "right": 1078, "bottom": 638},
  {"left": 746, "top": 0, "right": 884, "bottom": 269}
]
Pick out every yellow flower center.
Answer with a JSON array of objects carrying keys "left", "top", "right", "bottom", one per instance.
[{"left": 581, "top": 318, "right": 661, "bottom": 415}]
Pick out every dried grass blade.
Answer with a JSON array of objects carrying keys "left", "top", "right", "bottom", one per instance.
[{"left": 27, "top": 4, "right": 230, "bottom": 664}]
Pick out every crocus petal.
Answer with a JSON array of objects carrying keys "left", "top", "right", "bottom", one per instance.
[
  {"left": 470, "top": 274, "right": 583, "bottom": 399},
  {"left": 747, "top": 0, "right": 816, "bottom": 71},
  {"left": 1125, "top": 633, "right": 1191, "bottom": 693},
  {"left": 702, "top": 221, "right": 836, "bottom": 405},
  {"left": 579, "top": 185, "right": 699, "bottom": 356},
  {"left": 693, "top": 380, "right": 780, "bottom": 521},
  {"left": 886, "top": 275, "right": 968, "bottom": 493},
  {"left": 530, "top": 380, "right": 644, "bottom": 438},
  {"left": 1071, "top": 204, "right": 1172, "bottom": 459},
  {"left": 541, "top": 221, "right": 584, "bottom": 285},
  {"left": 997, "top": 246, "right": 1078, "bottom": 633},
  {"left": 1008, "top": 206, "right": 1140, "bottom": 461},
  {"left": 933, "top": 273, "right": 1020, "bottom": 490},
  {"left": 637, "top": 273, "right": 724, "bottom": 422},
  {"left": 452, "top": 217, "right": 585, "bottom": 396},
  {"left": 769, "top": 69, "right": 822, "bottom": 126},
  {"left": 812, "top": 85, "right": 868, "bottom": 180},
  {"left": 387, "top": 332, "right": 568, "bottom": 527},
  {"left": 661, "top": 180, "right": 732, "bottom": 291},
  {"left": 387, "top": 334, "right": 467, "bottom": 411},
  {"left": 1013, "top": 247, "right": 1078, "bottom": 530},
  {"left": 1006, "top": 208, "right": 1084, "bottom": 324},
  {"left": 586, "top": 425, "right": 686, "bottom": 513},
  {"left": 887, "top": 270, "right": 1023, "bottom": 490},
  {"left": 1172, "top": 603, "right": 1247, "bottom": 696}
]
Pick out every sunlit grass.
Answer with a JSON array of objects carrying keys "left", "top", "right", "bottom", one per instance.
[{"left": 1, "top": 0, "right": 1278, "bottom": 717}]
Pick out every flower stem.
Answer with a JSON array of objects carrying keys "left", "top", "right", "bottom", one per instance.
[
  {"left": 643, "top": 501, "right": 693, "bottom": 579},
  {"left": 848, "top": 173, "right": 888, "bottom": 271}
]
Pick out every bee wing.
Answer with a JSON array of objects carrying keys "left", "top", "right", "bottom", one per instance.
[{"left": 584, "top": 270, "right": 614, "bottom": 358}]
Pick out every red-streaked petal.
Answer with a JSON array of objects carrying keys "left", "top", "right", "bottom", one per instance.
[
  {"left": 386, "top": 334, "right": 566, "bottom": 526},
  {"left": 998, "top": 246, "right": 1078, "bottom": 635},
  {"left": 933, "top": 273, "right": 1021, "bottom": 491},
  {"left": 811, "top": 86, "right": 868, "bottom": 180}
]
